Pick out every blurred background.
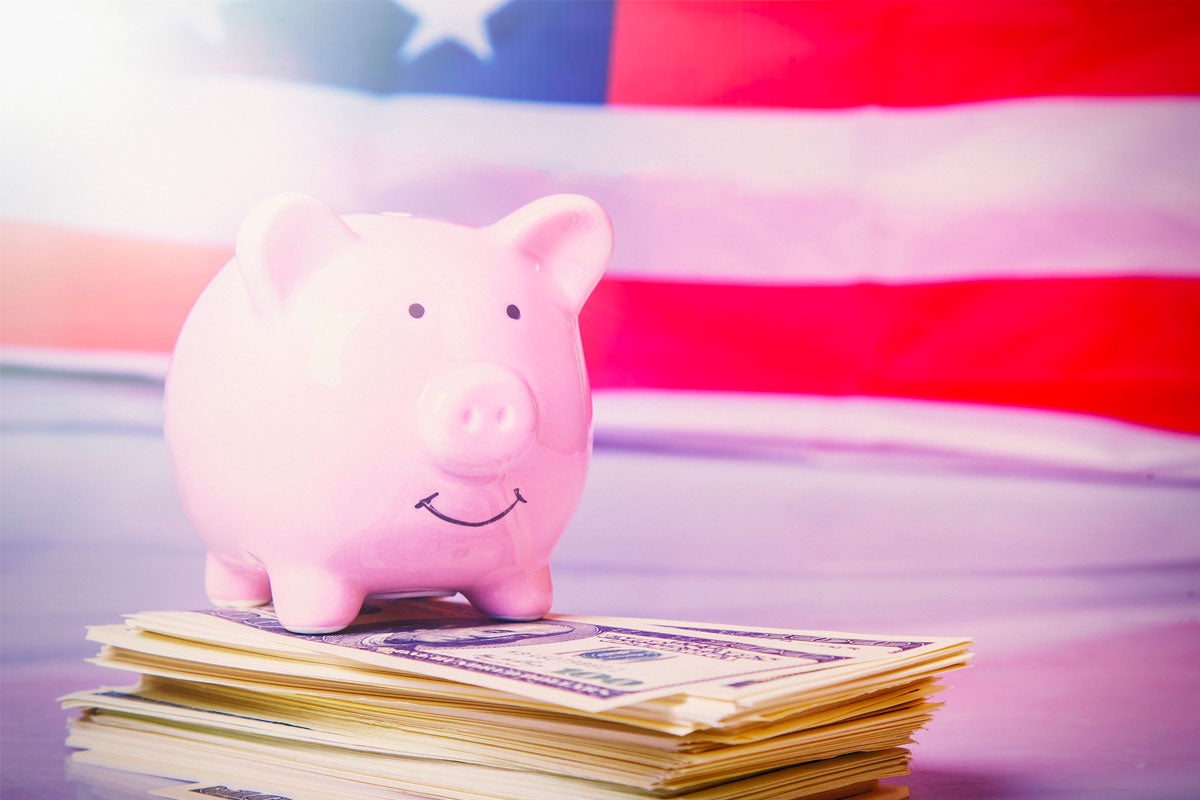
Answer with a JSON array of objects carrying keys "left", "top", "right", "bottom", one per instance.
[{"left": 2, "top": 2, "right": 1199, "bottom": 798}]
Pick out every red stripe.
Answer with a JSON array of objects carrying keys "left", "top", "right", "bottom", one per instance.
[
  {"left": 5, "top": 222, "right": 1199, "bottom": 434},
  {"left": 608, "top": 1, "right": 1200, "bottom": 108},
  {"left": 0, "top": 221, "right": 227, "bottom": 353},
  {"left": 580, "top": 277, "right": 1200, "bottom": 434}
]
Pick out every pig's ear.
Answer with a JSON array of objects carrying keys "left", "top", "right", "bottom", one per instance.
[
  {"left": 236, "top": 193, "right": 357, "bottom": 316},
  {"left": 490, "top": 194, "right": 612, "bottom": 314}
]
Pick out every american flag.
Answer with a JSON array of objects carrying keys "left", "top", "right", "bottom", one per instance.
[{"left": 2, "top": 0, "right": 1198, "bottom": 476}]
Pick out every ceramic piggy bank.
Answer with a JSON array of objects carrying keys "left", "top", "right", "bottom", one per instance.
[{"left": 164, "top": 193, "right": 612, "bottom": 633}]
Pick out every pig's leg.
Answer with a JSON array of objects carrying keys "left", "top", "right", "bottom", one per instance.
[
  {"left": 268, "top": 566, "right": 365, "bottom": 634},
  {"left": 205, "top": 553, "right": 271, "bottom": 608},
  {"left": 464, "top": 564, "right": 553, "bottom": 621}
]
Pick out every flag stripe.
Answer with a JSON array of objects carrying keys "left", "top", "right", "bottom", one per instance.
[
  {"left": 5, "top": 218, "right": 1198, "bottom": 433},
  {"left": 609, "top": 0, "right": 1200, "bottom": 108},
  {"left": 582, "top": 276, "right": 1200, "bottom": 434},
  {"left": 592, "top": 391, "right": 1200, "bottom": 482},
  {"left": 0, "top": 221, "right": 225, "bottom": 353},
  {"left": 4, "top": 77, "right": 1198, "bottom": 284}
]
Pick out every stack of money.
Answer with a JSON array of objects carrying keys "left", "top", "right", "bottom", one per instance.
[{"left": 63, "top": 598, "right": 971, "bottom": 800}]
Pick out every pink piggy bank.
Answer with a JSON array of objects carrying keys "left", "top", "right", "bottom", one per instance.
[{"left": 164, "top": 193, "right": 612, "bottom": 633}]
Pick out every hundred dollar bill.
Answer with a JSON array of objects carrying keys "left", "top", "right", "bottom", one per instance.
[{"left": 94, "top": 598, "right": 969, "bottom": 715}]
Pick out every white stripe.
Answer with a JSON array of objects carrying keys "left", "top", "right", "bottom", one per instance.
[
  {"left": 0, "top": 346, "right": 171, "bottom": 382},
  {"left": 3, "top": 74, "right": 1198, "bottom": 284},
  {"left": 4, "top": 346, "right": 1197, "bottom": 480},
  {"left": 592, "top": 390, "right": 1200, "bottom": 482}
]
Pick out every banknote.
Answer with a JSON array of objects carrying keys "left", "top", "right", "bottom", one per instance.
[
  {"left": 62, "top": 676, "right": 936, "bottom": 793},
  {"left": 104, "top": 597, "right": 970, "bottom": 714},
  {"left": 156, "top": 786, "right": 304, "bottom": 800},
  {"left": 146, "top": 780, "right": 910, "bottom": 800},
  {"left": 67, "top": 703, "right": 913, "bottom": 800}
]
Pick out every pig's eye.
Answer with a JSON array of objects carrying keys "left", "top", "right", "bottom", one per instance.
[
  {"left": 408, "top": 303, "right": 425, "bottom": 319},
  {"left": 506, "top": 304, "right": 521, "bottom": 320}
]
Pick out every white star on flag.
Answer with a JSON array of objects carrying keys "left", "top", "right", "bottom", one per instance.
[{"left": 394, "top": 0, "right": 512, "bottom": 62}]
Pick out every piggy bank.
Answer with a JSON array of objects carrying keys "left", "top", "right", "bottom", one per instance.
[{"left": 164, "top": 193, "right": 612, "bottom": 633}]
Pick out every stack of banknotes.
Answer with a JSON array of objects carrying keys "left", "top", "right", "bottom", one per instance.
[{"left": 63, "top": 598, "right": 971, "bottom": 800}]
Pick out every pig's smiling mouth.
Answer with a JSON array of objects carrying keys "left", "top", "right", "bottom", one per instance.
[{"left": 414, "top": 488, "right": 527, "bottom": 527}]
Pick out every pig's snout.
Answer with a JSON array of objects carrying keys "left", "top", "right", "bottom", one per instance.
[{"left": 418, "top": 363, "right": 538, "bottom": 477}]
